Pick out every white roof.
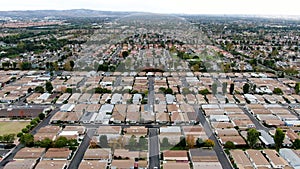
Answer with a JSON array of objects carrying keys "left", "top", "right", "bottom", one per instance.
[
  {"left": 166, "top": 94, "right": 175, "bottom": 103},
  {"left": 202, "top": 104, "right": 220, "bottom": 109},
  {"left": 59, "top": 131, "right": 78, "bottom": 136},
  {"left": 244, "top": 94, "right": 257, "bottom": 100},
  {"left": 209, "top": 115, "right": 230, "bottom": 122},
  {"left": 99, "top": 104, "right": 114, "bottom": 113},
  {"left": 160, "top": 126, "right": 181, "bottom": 133},
  {"left": 133, "top": 94, "right": 142, "bottom": 100},
  {"left": 280, "top": 148, "right": 300, "bottom": 167},
  {"left": 135, "top": 77, "right": 147, "bottom": 80},
  {"left": 111, "top": 94, "right": 122, "bottom": 104},
  {"left": 285, "top": 120, "right": 300, "bottom": 126},
  {"left": 60, "top": 104, "right": 75, "bottom": 112},
  {"left": 259, "top": 130, "right": 275, "bottom": 145},
  {"left": 37, "top": 93, "right": 51, "bottom": 100}
]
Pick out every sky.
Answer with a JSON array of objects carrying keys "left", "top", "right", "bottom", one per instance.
[{"left": 1, "top": 0, "right": 300, "bottom": 15}]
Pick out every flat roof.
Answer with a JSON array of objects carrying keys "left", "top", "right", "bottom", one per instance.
[
  {"left": 113, "top": 149, "right": 139, "bottom": 159},
  {"left": 83, "top": 148, "right": 111, "bottom": 160},
  {"left": 263, "top": 149, "right": 289, "bottom": 167},
  {"left": 97, "top": 126, "right": 121, "bottom": 135},
  {"left": 3, "top": 159, "right": 36, "bottom": 169},
  {"left": 35, "top": 160, "right": 67, "bottom": 169},
  {"left": 43, "top": 148, "right": 72, "bottom": 160},
  {"left": 78, "top": 161, "right": 107, "bottom": 169},
  {"left": 230, "top": 150, "right": 252, "bottom": 168},
  {"left": 111, "top": 160, "right": 134, "bottom": 169},
  {"left": 14, "top": 147, "right": 46, "bottom": 159},
  {"left": 163, "top": 150, "right": 188, "bottom": 158},
  {"left": 124, "top": 126, "right": 147, "bottom": 135},
  {"left": 160, "top": 126, "right": 181, "bottom": 133},
  {"left": 246, "top": 150, "right": 270, "bottom": 167},
  {"left": 163, "top": 162, "right": 190, "bottom": 169},
  {"left": 189, "top": 148, "right": 219, "bottom": 162}
]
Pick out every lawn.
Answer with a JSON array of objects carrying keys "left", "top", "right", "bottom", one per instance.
[{"left": 0, "top": 121, "right": 29, "bottom": 135}]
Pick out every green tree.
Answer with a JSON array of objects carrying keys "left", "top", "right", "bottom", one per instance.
[
  {"left": 99, "top": 135, "right": 108, "bottom": 148},
  {"left": 165, "top": 88, "right": 173, "bottom": 94},
  {"left": 121, "top": 51, "right": 129, "bottom": 58},
  {"left": 295, "top": 83, "right": 300, "bottom": 94},
  {"left": 212, "top": 83, "right": 218, "bottom": 95},
  {"left": 138, "top": 136, "right": 148, "bottom": 150},
  {"left": 38, "top": 113, "right": 45, "bottom": 120},
  {"left": 22, "top": 128, "right": 29, "bottom": 133},
  {"left": 196, "top": 138, "right": 204, "bottom": 147},
  {"left": 2, "top": 134, "right": 15, "bottom": 143},
  {"left": 247, "top": 128, "right": 259, "bottom": 148},
  {"left": 274, "top": 128, "right": 285, "bottom": 151},
  {"left": 27, "top": 88, "right": 33, "bottom": 93},
  {"left": 30, "top": 120, "right": 38, "bottom": 126},
  {"left": 69, "top": 60, "right": 75, "bottom": 70},
  {"left": 45, "top": 81, "right": 53, "bottom": 93},
  {"left": 98, "top": 63, "right": 109, "bottom": 71},
  {"left": 177, "top": 136, "right": 186, "bottom": 148},
  {"left": 293, "top": 139, "right": 300, "bottom": 149},
  {"left": 39, "top": 138, "right": 53, "bottom": 148},
  {"left": 161, "top": 137, "right": 170, "bottom": 147},
  {"left": 222, "top": 82, "right": 228, "bottom": 94},
  {"left": 19, "top": 62, "right": 32, "bottom": 70},
  {"left": 54, "top": 136, "right": 68, "bottom": 148},
  {"left": 273, "top": 88, "right": 283, "bottom": 95},
  {"left": 128, "top": 135, "right": 137, "bottom": 151},
  {"left": 224, "top": 141, "right": 235, "bottom": 149},
  {"left": 34, "top": 86, "right": 44, "bottom": 93},
  {"left": 229, "top": 83, "right": 235, "bottom": 95},
  {"left": 20, "top": 133, "right": 34, "bottom": 147},
  {"left": 204, "top": 139, "right": 215, "bottom": 148},
  {"left": 2, "top": 62, "right": 10, "bottom": 68},
  {"left": 199, "top": 88, "right": 210, "bottom": 95},
  {"left": 65, "top": 88, "right": 73, "bottom": 93},
  {"left": 159, "top": 87, "right": 166, "bottom": 93},
  {"left": 17, "top": 132, "right": 23, "bottom": 138},
  {"left": 243, "top": 83, "right": 250, "bottom": 94}
]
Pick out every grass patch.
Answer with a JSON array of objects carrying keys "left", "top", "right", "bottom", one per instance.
[{"left": 0, "top": 121, "right": 30, "bottom": 135}]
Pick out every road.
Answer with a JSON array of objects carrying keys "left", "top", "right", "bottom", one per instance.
[
  {"left": 148, "top": 77, "right": 155, "bottom": 113},
  {"left": 148, "top": 128, "right": 160, "bottom": 169},
  {"left": 194, "top": 105, "right": 233, "bottom": 169},
  {"left": 67, "top": 129, "right": 96, "bottom": 169},
  {"left": 239, "top": 105, "right": 270, "bottom": 132},
  {"left": 114, "top": 76, "right": 122, "bottom": 87},
  {"left": 0, "top": 106, "right": 59, "bottom": 168},
  {"left": 181, "top": 77, "right": 189, "bottom": 88}
]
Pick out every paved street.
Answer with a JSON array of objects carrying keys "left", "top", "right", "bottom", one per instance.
[
  {"left": 239, "top": 105, "right": 270, "bottom": 132},
  {"left": 148, "top": 128, "right": 160, "bottom": 169},
  {"left": 181, "top": 77, "right": 189, "bottom": 88},
  {"left": 147, "top": 76, "right": 160, "bottom": 169},
  {"left": 148, "top": 77, "right": 155, "bottom": 113},
  {"left": 194, "top": 105, "right": 233, "bottom": 169},
  {"left": 114, "top": 76, "right": 122, "bottom": 87},
  {"left": 67, "top": 128, "right": 96, "bottom": 169}
]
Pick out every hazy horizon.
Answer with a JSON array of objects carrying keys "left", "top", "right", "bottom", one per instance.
[{"left": 1, "top": 0, "right": 300, "bottom": 16}]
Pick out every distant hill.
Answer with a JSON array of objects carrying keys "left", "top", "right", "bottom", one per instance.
[{"left": 0, "top": 9, "right": 135, "bottom": 19}]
